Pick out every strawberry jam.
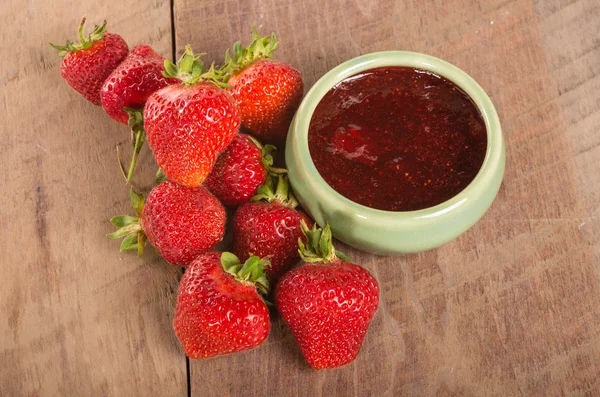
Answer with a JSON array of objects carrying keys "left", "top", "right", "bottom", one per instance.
[{"left": 308, "top": 67, "right": 487, "bottom": 211}]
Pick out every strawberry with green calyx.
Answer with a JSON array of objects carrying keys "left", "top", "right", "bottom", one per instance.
[
  {"left": 144, "top": 46, "right": 240, "bottom": 187},
  {"left": 275, "top": 221, "right": 380, "bottom": 370},
  {"left": 204, "top": 134, "right": 281, "bottom": 207},
  {"left": 102, "top": 45, "right": 178, "bottom": 124},
  {"left": 50, "top": 17, "right": 128, "bottom": 105},
  {"left": 174, "top": 251, "right": 271, "bottom": 359},
  {"left": 107, "top": 180, "right": 226, "bottom": 266},
  {"left": 220, "top": 28, "right": 303, "bottom": 144},
  {"left": 233, "top": 174, "right": 312, "bottom": 281}
]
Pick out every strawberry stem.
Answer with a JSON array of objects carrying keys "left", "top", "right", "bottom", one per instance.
[
  {"left": 125, "top": 109, "right": 145, "bottom": 183},
  {"left": 116, "top": 109, "right": 145, "bottom": 184},
  {"left": 126, "top": 129, "right": 145, "bottom": 183},
  {"left": 298, "top": 221, "right": 350, "bottom": 264}
]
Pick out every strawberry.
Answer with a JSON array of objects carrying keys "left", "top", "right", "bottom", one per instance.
[
  {"left": 144, "top": 46, "right": 240, "bottom": 187},
  {"left": 275, "top": 222, "right": 380, "bottom": 369},
  {"left": 51, "top": 18, "right": 128, "bottom": 105},
  {"left": 204, "top": 134, "right": 276, "bottom": 206},
  {"left": 174, "top": 251, "right": 271, "bottom": 359},
  {"left": 221, "top": 29, "right": 304, "bottom": 144},
  {"left": 107, "top": 181, "right": 226, "bottom": 266},
  {"left": 100, "top": 45, "right": 178, "bottom": 182},
  {"left": 101, "top": 45, "right": 178, "bottom": 124},
  {"left": 233, "top": 174, "right": 312, "bottom": 281}
]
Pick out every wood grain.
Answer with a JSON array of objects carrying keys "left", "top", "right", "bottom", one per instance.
[
  {"left": 173, "top": 0, "right": 600, "bottom": 395},
  {"left": 0, "top": 1, "right": 186, "bottom": 396},
  {"left": 2, "top": 0, "right": 599, "bottom": 396}
]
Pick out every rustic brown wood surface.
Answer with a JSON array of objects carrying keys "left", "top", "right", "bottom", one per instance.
[
  {"left": 175, "top": 0, "right": 600, "bottom": 396},
  {"left": 0, "top": 1, "right": 186, "bottom": 397},
  {"left": 1, "top": 0, "right": 599, "bottom": 396}
]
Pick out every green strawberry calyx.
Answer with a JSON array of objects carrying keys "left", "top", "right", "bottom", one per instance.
[
  {"left": 298, "top": 220, "right": 350, "bottom": 264},
  {"left": 155, "top": 168, "right": 168, "bottom": 184},
  {"left": 50, "top": 17, "right": 107, "bottom": 57},
  {"left": 220, "top": 28, "right": 278, "bottom": 81},
  {"left": 251, "top": 174, "right": 298, "bottom": 208},
  {"left": 163, "top": 45, "right": 228, "bottom": 88},
  {"left": 247, "top": 135, "right": 286, "bottom": 174},
  {"left": 221, "top": 252, "right": 270, "bottom": 296},
  {"left": 106, "top": 188, "right": 147, "bottom": 256},
  {"left": 116, "top": 108, "right": 145, "bottom": 184}
]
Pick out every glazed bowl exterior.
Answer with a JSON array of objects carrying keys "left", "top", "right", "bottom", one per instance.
[{"left": 286, "top": 51, "right": 505, "bottom": 254}]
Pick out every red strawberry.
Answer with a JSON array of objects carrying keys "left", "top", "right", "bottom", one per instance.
[
  {"left": 107, "top": 181, "right": 226, "bottom": 266},
  {"left": 51, "top": 18, "right": 128, "bottom": 105},
  {"left": 275, "top": 222, "right": 380, "bottom": 369},
  {"left": 101, "top": 45, "right": 178, "bottom": 182},
  {"left": 144, "top": 46, "right": 240, "bottom": 187},
  {"left": 233, "top": 174, "right": 312, "bottom": 281},
  {"left": 221, "top": 29, "right": 303, "bottom": 144},
  {"left": 204, "top": 134, "right": 276, "bottom": 206},
  {"left": 101, "top": 45, "right": 178, "bottom": 124},
  {"left": 174, "top": 251, "right": 271, "bottom": 359}
]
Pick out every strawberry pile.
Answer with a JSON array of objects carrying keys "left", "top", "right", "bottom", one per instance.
[{"left": 52, "top": 18, "right": 380, "bottom": 369}]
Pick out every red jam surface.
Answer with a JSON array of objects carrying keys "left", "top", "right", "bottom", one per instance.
[{"left": 308, "top": 67, "right": 487, "bottom": 211}]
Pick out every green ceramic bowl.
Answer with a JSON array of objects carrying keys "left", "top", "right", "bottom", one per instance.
[{"left": 286, "top": 51, "right": 505, "bottom": 254}]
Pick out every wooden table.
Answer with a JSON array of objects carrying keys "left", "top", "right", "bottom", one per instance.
[{"left": 2, "top": 0, "right": 599, "bottom": 395}]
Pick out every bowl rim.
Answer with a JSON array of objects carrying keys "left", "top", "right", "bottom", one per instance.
[{"left": 288, "top": 50, "right": 504, "bottom": 224}]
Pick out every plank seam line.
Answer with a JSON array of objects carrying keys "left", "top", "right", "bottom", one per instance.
[{"left": 170, "top": 0, "right": 177, "bottom": 62}]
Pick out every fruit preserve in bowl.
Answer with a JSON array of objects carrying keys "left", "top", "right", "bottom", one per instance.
[{"left": 286, "top": 51, "right": 505, "bottom": 254}]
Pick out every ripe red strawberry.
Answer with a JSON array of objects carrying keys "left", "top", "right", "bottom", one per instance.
[
  {"left": 204, "top": 134, "right": 276, "bottom": 206},
  {"left": 101, "top": 45, "right": 178, "bottom": 124},
  {"left": 101, "top": 45, "right": 178, "bottom": 182},
  {"left": 174, "top": 251, "right": 271, "bottom": 359},
  {"left": 51, "top": 18, "right": 128, "bottom": 105},
  {"left": 276, "top": 222, "right": 380, "bottom": 369},
  {"left": 221, "top": 29, "right": 303, "bottom": 144},
  {"left": 144, "top": 46, "right": 240, "bottom": 187},
  {"left": 233, "top": 174, "right": 312, "bottom": 281},
  {"left": 107, "top": 180, "right": 226, "bottom": 266}
]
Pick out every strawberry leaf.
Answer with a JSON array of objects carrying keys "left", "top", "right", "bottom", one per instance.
[
  {"left": 335, "top": 251, "right": 350, "bottom": 261},
  {"left": 130, "top": 188, "right": 144, "bottom": 217},
  {"left": 137, "top": 233, "right": 147, "bottom": 257},
  {"left": 110, "top": 215, "right": 139, "bottom": 227},
  {"left": 107, "top": 223, "right": 141, "bottom": 240},
  {"left": 163, "top": 46, "right": 228, "bottom": 88},
  {"left": 107, "top": 189, "right": 147, "bottom": 257},
  {"left": 220, "top": 252, "right": 270, "bottom": 296},
  {"left": 221, "top": 252, "right": 242, "bottom": 273},
  {"left": 120, "top": 233, "right": 138, "bottom": 252},
  {"left": 163, "top": 60, "right": 179, "bottom": 79},
  {"left": 219, "top": 27, "right": 278, "bottom": 81},
  {"left": 298, "top": 220, "right": 346, "bottom": 264},
  {"left": 49, "top": 17, "right": 107, "bottom": 56},
  {"left": 251, "top": 174, "right": 298, "bottom": 208}
]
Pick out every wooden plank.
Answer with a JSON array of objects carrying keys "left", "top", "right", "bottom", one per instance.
[
  {"left": 174, "top": 0, "right": 600, "bottom": 395},
  {"left": 0, "top": 1, "right": 186, "bottom": 396}
]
